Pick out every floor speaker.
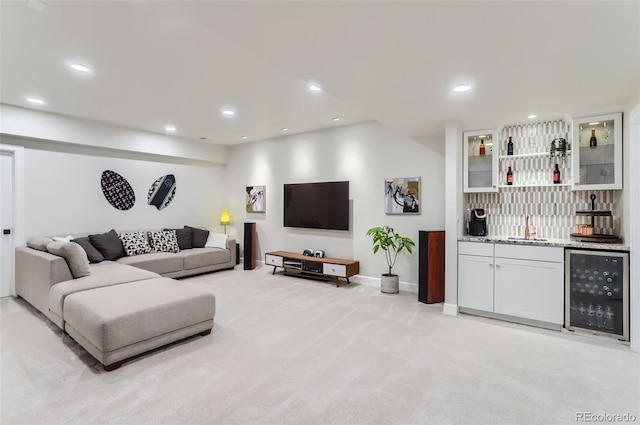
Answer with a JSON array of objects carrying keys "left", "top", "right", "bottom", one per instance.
[
  {"left": 418, "top": 230, "right": 445, "bottom": 304},
  {"left": 244, "top": 222, "right": 256, "bottom": 270}
]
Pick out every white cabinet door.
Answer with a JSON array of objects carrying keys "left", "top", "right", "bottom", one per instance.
[
  {"left": 463, "top": 129, "right": 498, "bottom": 193},
  {"left": 494, "top": 257, "right": 564, "bottom": 324},
  {"left": 458, "top": 254, "right": 494, "bottom": 312}
]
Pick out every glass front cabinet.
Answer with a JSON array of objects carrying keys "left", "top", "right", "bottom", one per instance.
[
  {"left": 463, "top": 129, "right": 498, "bottom": 193},
  {"left": 571, "top": 112, "right": 622, "bottom": 190}
]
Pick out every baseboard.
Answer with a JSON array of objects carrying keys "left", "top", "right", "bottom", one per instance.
[
  {"left": 351, "top": 275, "right": 418, "bottom": 294},
  {"left": 442, "top": 303, "right": 458, "bottom": 316}
]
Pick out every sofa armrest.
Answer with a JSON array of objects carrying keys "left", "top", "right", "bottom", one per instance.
[
  {"left": 226, "top": 238, "right": 236, "bottom": 265},
  {"left": 15, "top": 246, "right": 73, "bottom": 316}
]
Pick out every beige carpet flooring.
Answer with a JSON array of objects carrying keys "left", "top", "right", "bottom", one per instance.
[{"left": 1, "top": 267, "right": 638, "bottom": 425}]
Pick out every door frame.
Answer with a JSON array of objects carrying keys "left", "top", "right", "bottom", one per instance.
[
  {"left": 630, "top": 104, "right": 640, "bottom": 352},
  {"left": 0, "top": 144, "right": 25, "bottom": 296}
]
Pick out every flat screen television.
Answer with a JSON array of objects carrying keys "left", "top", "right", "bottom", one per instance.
[{"left": 283, "top": 181, "right": 349, "bottom": 230}]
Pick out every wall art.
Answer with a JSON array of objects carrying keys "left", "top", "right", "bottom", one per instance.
[
  {"left": 101, "top": 170, "right": 136, "bottom": 211},
  {"left": 385, "top": 177, "right": 420, "bottom": 214},
  {"left": 148, "top": 174, "right": 177, "bottom": 210},
  {"left": 246, "top": 185, "right": 266, "bottom": 213}
]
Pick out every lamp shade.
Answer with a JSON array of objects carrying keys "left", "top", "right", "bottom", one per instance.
[{"left": 220, "top": 209, "right": 231, "bottom": 226}]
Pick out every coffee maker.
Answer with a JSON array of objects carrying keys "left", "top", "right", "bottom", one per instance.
[{"left": 468, "top": 208, "right": 488, "bottom": 236}]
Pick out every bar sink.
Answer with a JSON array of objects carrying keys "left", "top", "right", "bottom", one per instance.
[{"left": 507, "top": 237, "right": 548, "bottom": 242}]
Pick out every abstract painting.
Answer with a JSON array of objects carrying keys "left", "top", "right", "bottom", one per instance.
[
  {"left": 246, "top": 185, "right": 266, "bottom": 212},
  {"left": 385, "top": 177, "right": 420, "bottom": 214}
]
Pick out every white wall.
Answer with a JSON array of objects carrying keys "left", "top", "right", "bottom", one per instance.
[{"left": 224, "top": 121, "right": 446, "bottom": 290}]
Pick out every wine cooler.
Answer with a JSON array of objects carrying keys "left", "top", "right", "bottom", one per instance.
[{"left": 565, "top": 249, "right": 629, "bottom": 341}]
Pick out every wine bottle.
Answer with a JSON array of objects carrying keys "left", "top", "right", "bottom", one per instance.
[
  {"left": 479, "top": 140, "right": 485, "bottom": 156},
  {"left": 553, "top": 163, "right": 561, "bottom": 184},
  {"left": 589, "top": 129, "right": 597, "bottom": 148},
  {"left": 506, "top": 166, "right": 513, "bottom": 185},
  {"left": 507, "top": 136, "right": 514, "bottom": 155}
]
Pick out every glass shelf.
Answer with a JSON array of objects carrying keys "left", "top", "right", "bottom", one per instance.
[
  {"left": 498, "top": 183, "right": 572, "bottom": 188},
  {"left": 499, "top": 151, "right": 572, "bottom": 160}
]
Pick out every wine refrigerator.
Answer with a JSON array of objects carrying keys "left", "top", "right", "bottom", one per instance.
[{"left": 565, "top": 249, "right": 629, "bottom": 341}]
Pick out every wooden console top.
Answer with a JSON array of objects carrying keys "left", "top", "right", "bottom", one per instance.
[
  {"left": 266, "top": 251, "right": 358, "bottom": 266},
  {"left": 265, "top": 251, "right": 359, "bottom": 287}
]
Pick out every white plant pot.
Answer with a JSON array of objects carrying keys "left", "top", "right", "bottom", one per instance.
[{"left": 381, "top": 274, "right": 399, "bottom": 294}]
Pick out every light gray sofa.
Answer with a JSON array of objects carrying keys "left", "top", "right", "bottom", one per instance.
[{"left": 15, "top": 230, "right": 235, "bottom": 370}]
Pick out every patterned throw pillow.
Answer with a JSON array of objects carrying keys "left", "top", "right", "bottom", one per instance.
[
  {"left": 118, "top": 231, "right": 153, "bottom": 256},
  {"left": 148, "top": 230, "right": 180, "bottom": 253}
]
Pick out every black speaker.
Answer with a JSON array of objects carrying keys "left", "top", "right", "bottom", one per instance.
[{"left": 244, "top": 222, "right": 256, "bottom": 270}]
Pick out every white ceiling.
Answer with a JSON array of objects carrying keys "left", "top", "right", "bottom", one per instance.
[{"left": 1, "top": 1, "right": 639, "bottom": 146}]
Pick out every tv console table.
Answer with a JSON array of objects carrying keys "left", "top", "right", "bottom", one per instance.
[{"left": 265, "top": 251, "right": 359, "bottom": 287}]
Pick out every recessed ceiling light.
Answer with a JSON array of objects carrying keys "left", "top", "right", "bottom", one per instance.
[
  {"left": 241, "top": 136, "right": 248, "bottom": 139},
  {"left": 588, "top": 121, "right": 600, "bottom": 126},
  {"left": 221, "top": 108, "right": 235, "bottom": 117},
  {"left": 528, "top": 114, "right": 537, "bottom": 119},
  {"left": 26, "top": 97, "right": 45, "bottom": 105},
  {"left": 308, "top": 82, "right": 322, "bottom": 92},
  {"left": 332, "top": 117, "right": 340, "bottom": 121},
  {"left": 281, "top": 127, "right": 288, "bottom": 131},
  {"left": 70, "top": 64, "right": 91, "bottom": 73},
  {"left": 478, "top": 135, "right": 487, "bottom": 139},
  {"left": 165, "top": 125, "right": 176, "bottom": 132},
  {"left": 453, "top": 85, "right": 471, "bottom": 93}
]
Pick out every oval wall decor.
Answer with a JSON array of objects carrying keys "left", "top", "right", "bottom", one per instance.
[
  {"left": 147, "top": 174, "right": 177, "bottom": 210},
  {"left": 101, "top": 170, "right": 136, "bottom": 211}
]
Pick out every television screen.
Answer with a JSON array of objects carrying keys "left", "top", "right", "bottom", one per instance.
[{"left": 283, "top": 181, "right": 349, "bottom": 230}]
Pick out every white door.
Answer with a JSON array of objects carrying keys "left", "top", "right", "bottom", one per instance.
[
  {"left": 458, "top": 254, "right": 495, "bottom": 312},
  {"left": 0, "top": 153, "right": 14, "bottom": 297}
]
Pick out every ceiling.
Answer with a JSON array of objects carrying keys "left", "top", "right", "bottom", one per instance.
[{"left": 1, "top": 1, "right": 639, "bottom": 146}]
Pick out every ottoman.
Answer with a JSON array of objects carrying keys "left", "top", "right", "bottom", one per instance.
[{"left": 63, "top": 277, "right": 215, "bottom": 371}]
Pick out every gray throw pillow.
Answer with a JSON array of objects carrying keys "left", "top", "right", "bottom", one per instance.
[
  {"left": 164, "top": 228, "right": 193, "bottom": 250},
  {"left": 47, "top": 241, "right": 91, "bottom": 278},
  {"left": 72, "top": 237, "right": 105, "bottom": 263},
  {"left": 185, "top": 226, "right": 209, "bottom": 248},
  {"left": 89, "top": 229, "right": 126, "bottom": 261}
]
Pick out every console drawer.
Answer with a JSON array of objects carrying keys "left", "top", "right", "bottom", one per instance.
[
  {"left": 265, "top": 254, "right": 283, "bottom": 267},
  {"left": 323, "top": 263, "right": 346, "bottom": 277}
]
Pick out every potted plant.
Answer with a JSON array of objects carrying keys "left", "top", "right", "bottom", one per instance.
[
  {"left": 549, "top": 138, "right": 568, "bottom": 165},
  {"left": 366, "top": 225, "right": 416, "bottom": 294}
]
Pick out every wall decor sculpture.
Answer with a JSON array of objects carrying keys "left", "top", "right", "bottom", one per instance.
[
  {"left": 385, "top": 177, "right": 420, "bottom": 214},
  {"left": 148, "top": 174, "right": 177, "bottom": 210},
  {"left": 246, "top": 185, "right": 266, "bottom": 212},
  {"left": 101, "top": 170, "right": 136, "bottom": 211}
]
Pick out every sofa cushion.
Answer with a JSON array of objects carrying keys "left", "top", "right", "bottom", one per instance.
[
  {"left": 46, "top": 241, "right": 91, "bottom": 278},
  {"left": 26, "top": 236, "right": 53, "bottom": 252},
  {"left": 72, "top": 237, "right": 105, "bottom": 263},
  {"left": 164, "top": 228, "right": 192, "bottom": 250},
  {"left": 48, "top": 261, "right": 160, "bottom": 324},
  {"left": 182, "top": 247, "right": 231, "bottom": 270},
  {"left": 148, "top": 230, "right": 180, "bottom": 253},
  {"left": 185, "top": 226, "right": 209, "bottom": 248},
  {"left": 205, "top": 233, "right": 228, "bottom": 249},
  {"left": 118, "top": 231, "right": 153, "bottom": 256},
  {"left": 117, "top": 252, "right": 183, "bottom": 275},
  {"left": 89, "top": 229, "right": 126, "bottom": 260}
]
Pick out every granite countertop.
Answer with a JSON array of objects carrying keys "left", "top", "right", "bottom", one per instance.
[{"left": 459, "top": 235, "right": 630, "bottom": 252}]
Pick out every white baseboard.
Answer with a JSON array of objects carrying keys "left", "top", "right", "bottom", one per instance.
[
  {"left": 442, "top": 303, "right": 458, "bottom": 316},
  {"left": 351, "top": 275, "right": 418, "bottom": 294}
]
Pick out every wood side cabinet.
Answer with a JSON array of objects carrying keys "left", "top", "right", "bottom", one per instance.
[{"left": 418, "top": 231, "right": 445, "bottom": 304}]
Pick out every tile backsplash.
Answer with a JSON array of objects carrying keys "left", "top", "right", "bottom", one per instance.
[{"left": 466, "top": 188, "right": 621, "bottom": 240}]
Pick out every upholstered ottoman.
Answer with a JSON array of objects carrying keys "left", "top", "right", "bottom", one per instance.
[{"left": 63, "top": 277, "right": 215, "bottom": 371}]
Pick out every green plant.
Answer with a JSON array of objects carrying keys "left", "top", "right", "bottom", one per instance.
[
  {"left": 549, "top": 138, "right": 568, "bottom": 164},
  {"left": 366, "top": 225, "right": 415, "bottom": 276}
]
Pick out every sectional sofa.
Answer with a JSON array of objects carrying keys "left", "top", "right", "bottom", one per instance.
[{"left": 15, "top": 227, "right": 236, "bottom": 370}]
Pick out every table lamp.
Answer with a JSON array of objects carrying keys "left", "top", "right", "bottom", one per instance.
[{"left": 220, "top": 209, "right": 230, "bottom": 234}]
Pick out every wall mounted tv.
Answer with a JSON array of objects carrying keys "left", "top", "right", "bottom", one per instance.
[{"left": 283, "top": 181, "right": 350, "bottom": 231}]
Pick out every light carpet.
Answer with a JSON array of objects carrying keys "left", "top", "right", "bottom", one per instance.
[{"left": 1, "top": 267, "right": 638, "bottom": 425}]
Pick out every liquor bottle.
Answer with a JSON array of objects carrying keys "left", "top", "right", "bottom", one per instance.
[
  {"left": 589, "top": 129, "right": 597, "bottom": 148},
  {"left": 479, "top": 140, "right": 485, "bottom": 156},
  {"left": 507, "top": 136, "right": 514, "bottom": 155},
  {"left": 506, "top": 166, "right": 513, "bottom": 185},
  {"left": 553, "top": 163, "right": 561, "bottom": 184}
]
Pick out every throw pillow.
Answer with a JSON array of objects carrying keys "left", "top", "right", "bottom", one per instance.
[
  {"left": 204, "top": 233, "right": 228, "bottom": 249},
  {"left": 89, "top": 229, "right": 126, "bottom": 261},
  {"left": 164, "top": 228, "right": 193, "bottom": 250},
  {"left": 53, "top": 235, "right": 74, "bottom": 242},
  {"left": 72, "top": 237, "right": 105, "bottom": 263},
  {"left": 148, "top": 230, "right": 180, "bottom": 253},
  {"left": 185, "top": 225, "right": 209, "bottom": 248},
  {"left": 118, "top": 231, "right": 153, "bottom": 256},
  {"left": 26, "top": 236, "right": 54, "bottom": 252},
  {"left": 46, "top": 241, "right": 91, "bottom": 278}
]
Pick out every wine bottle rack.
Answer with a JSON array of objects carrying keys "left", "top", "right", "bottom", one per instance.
[{"left": 498, "top": 120, "right": 571, "bottom": 188}]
